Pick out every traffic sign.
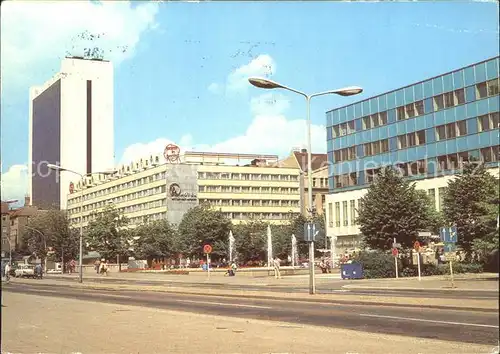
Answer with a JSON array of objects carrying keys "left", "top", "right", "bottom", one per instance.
[
  {"left": 392, "top": 248, "right": 399, "bottom": 257},
  {"left": 303, "top": 222, "right": 321, "bottom": 242},
  {"left": 444, "top": 243, "right": 456, "bottom": 253},
  {"left": 413, "top": 241, "right": 421, "bottom": 251},
  {"left": 439, "top": 226, "right": 458, "bottom": 243},
  {"left": 203, "top": 244, "right": 212, "bottom": 254},
  {"left": 392, "top": 242, "right": 401, "bottom": 248}
]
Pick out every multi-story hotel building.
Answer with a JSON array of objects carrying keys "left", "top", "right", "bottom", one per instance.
[
  {"left": 66, "top": 151, "right": 301, "bottom": 229},
  {"left": 29, "top": 57, "right": 114, "bottom": 210},
  {"left": 325, "top": 57, "right": 499, "bottom": 253}
]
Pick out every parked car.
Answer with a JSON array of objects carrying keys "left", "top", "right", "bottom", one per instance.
[{"left": 14, "top": 264, "right": 36, "bottom": 278}]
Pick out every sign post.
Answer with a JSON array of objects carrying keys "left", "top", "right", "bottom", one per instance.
[
  {"left": 439, "top": 226, "right": 458, "bottom": 288},
  {"left": 393, "top": 238, "right": 399, "bottom": 279},
  {"left": 203, "top": 244, "right": 212, "bottom": 279},
  {"left": 414, "top": 241, "right": 421, "bottom": 281},
  {"left": 449, "top": 260, "right": 455, "bottom": 288},
  {"left": 303, "top": 222, "right": 320, "bottom": 295}
]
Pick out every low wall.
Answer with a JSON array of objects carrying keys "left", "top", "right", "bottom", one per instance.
[{"left": 130, "top": 267, "right": 327, "bottom": 277}]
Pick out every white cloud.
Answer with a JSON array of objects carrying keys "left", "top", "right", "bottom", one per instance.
[
  {"left": 119, "top": 91, "right": 326, "bottom": 164},
  {"left": 225, "top": 54, "right": 276, "bottom": 94},
  {"left": 1, "top": 0, "right": 160, "bottom": 92},
  {"left": 1, "top": 164, "right": 29, "bottom": 205},
  {"left": 208, "top": 82, "right": 221, "bottom": 94}
]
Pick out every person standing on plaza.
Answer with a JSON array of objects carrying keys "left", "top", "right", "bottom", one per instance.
[
  {"left": 273, "top": 257, "right": 281, "bottom": 279},
  {"left": 4, "top": 262, "right": 11, "bottom": 281}
]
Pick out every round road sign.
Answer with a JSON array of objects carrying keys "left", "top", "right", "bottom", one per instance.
[
  {"left": 414, "top": 241, "right": 421, "bottom": 250},
  {"left": 392, "top": 248, "right": 399, "bottom": 257},
  {"left": 203, "top": 244, "right": 212, "bottom": 254}
]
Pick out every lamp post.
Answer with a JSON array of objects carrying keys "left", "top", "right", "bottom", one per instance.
[
  {"left": 47, "top": 164, "right": 116, "bottom": 283},
  {"left": 25, "top": 225, "right": 48, "bottom": 273},
  {"left": 248, "top": 77, "right": 363, "bottom": 294}
]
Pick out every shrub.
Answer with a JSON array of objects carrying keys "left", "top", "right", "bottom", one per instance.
[
  {"left": 352, "top": 250, "right": 401, "bottom": 279},
  {"left": 402, "top": 262, "right": 484, "bottom": 277},
  {"left": 450, "top": 262, "right": 484, "bottom": 274}
]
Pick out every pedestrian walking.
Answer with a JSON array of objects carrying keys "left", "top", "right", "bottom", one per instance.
[
  {"left": 273, "top": 257, "right": 281, "bottom": 279},
  {"left": 4, "top": 263, "right": 11, "bottom": 282},
  {"left": 35, "top": 264, "right": 43, "bottom": 279}
]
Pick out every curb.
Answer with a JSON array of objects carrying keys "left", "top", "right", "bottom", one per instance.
[{"left": 341, "top": 285, "right": 499, "bottom": 293}]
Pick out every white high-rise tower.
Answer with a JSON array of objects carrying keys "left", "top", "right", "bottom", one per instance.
[{"left": 28, "top": 57, "right": 114, "bottom": 210}]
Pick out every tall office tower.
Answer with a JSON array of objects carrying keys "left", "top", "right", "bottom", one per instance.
[{"left": 28, "top": 57, "right": 114, "bottom": 210}]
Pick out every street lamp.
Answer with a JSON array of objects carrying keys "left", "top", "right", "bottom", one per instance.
[
  {"left": 47, "top": 163, "right": 116, "bottom": 283},
  {"left": 248, "top": 77, "right": 363, "bottom": 295},
  {"left": 24, "top": 225, "right": 48, "bottom": 273}
]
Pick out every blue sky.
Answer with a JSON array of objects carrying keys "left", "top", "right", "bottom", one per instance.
[{"left": 1, "top": 0, "right": 499, "bottom": 201}]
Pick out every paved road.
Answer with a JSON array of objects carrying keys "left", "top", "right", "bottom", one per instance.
[
  {"left": 43, "top": 274, "right": 500, "bottom": 299},
  {"left": 4, "top": 282, "right": 498, "bottom": 346}
]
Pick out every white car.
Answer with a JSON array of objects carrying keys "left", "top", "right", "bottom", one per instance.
[{"left": 14, "top": 264, "right": 36, "bottom": 278}]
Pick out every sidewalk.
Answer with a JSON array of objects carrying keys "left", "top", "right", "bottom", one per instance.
[
  {"left": 44, "top": 271, "right": 341, "bottom": 286},
  {"left": 341, "top": 273, "right": 499, "bottom": 292},
  {"left": 2, "top": 292, "right": 495, "bottom": 354}
]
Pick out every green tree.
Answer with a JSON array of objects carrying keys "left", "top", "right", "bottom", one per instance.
[
  {"left": 232, "top": 219, "right": 268, "bottom": 263},
  {"left": 442, "top": 163, "right": 499, "bottom": 258},
  {"left": 177, "top": 205, "right": 232, "bottom": 259},
  {"left": 133, "top": 220, "right": 177, "bottom": 266},
  {"left": 357, "top": 167, "right": 434, "bottom": 251},
  {"left": 23, "top": 209, "right": 79, "bottom": 264},
  {"left": 85, "top": 204, "right": 129, "bottom": 261}
]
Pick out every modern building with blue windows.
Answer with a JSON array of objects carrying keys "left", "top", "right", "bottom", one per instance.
[{"left": 324, "top": 57, "right": 499, "bottom": 253}]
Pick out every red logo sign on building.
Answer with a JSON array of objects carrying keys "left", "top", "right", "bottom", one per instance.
[
  {"left": 69, "top": 182, "right": 75, "bottom": 194},
  {"left": 164, "top": 144, "right": 181, "bottom": 163}
]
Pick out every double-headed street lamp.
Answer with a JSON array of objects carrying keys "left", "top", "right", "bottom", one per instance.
[
  {"left": 248, "top": 77, "right": 363, "bottom": 295},
  {"left": 47, "top": 164, "right": 115, "bottom": 283}
]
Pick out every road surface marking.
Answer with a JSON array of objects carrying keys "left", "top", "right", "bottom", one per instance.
[
  {"left": 177, "top": 299, "right": 272, "bottom": 309},
  {"left": 32, "top": 288, "right": 131, "bottom": 299},
  {"left": 359, "top": 314, "right": 499, "bottom": 328}
]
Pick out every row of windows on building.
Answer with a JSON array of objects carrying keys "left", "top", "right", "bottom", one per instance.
[
  {"left": 69, "top": 194, "right": 301, "bottom": 220},
  {"left": 333, "top": 112, "right": 499, "bottom": 163},
  {"left": 328, "top": 200, "right": 359, "bottom": 227},
  {"left": 69, "top": 198, "right": 167, "bottom": 217},
  {"left": 199, "top": 172, "right": 299, "bottom": 182},
  {"left": 333, "top": 146, "right": 499, "bottom": 188},
  {"left": 201, "top": 199, "right": 300, "bottom": 208},
  {"left": 69, "top": 185, "right": 167, "bottom": 208},
  {"left": 199, "top": 185, "right": 300, "bottom": 194},
  {"left": 226, "top": 212, "right": 292, "bottom": 220},
  {"left": 328, "top": 187, "right": 447, "bottom": 229},
  {"left": 69, "top": 169, "right": 303, "bottom": 204},
  {"left": 331, "top": 79, "right": 499, "bottom": 137},
  {"left": 68, "top": 183, "right": 303, "bottom": 213},
  {"left": 70, "top": 171, "right": 168, "bottom": 203}
]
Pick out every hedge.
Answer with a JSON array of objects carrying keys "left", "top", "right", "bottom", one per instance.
[{"left": 352, "top": 251, "right": 484, "bottom": 279}]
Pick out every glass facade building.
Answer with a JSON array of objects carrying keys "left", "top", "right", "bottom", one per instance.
[{"left": 326, "top": 56, "right": 499, "bottom": 194}]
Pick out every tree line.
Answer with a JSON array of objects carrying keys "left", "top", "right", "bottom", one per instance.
[
  {"left": 22, "top": 203, "right": 326, "bottom": 267},
  {"left": 357, "top": 162, "right": 498, "bottom": 268}
]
